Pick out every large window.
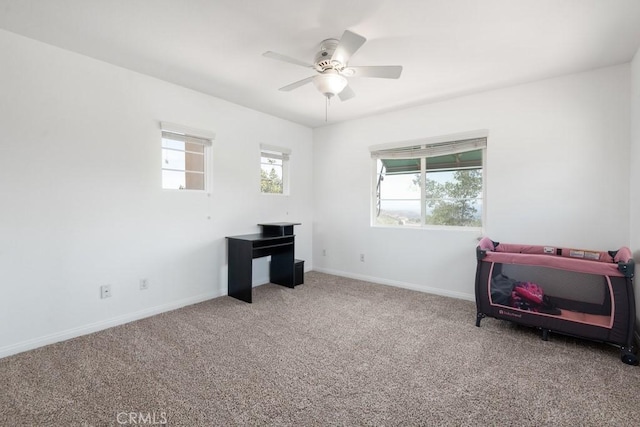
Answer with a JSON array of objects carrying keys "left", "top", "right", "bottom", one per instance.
[
  {"left": 260, "top": 144, "right": 290, "bottom": 195},
  {"left": 371, "top": 136, "right": 486, "bottom": 228},
  {"left": 161, "top": 122, "right": 214, "bottom": 191}
]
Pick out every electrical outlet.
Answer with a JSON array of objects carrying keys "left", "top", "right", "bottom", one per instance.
[
  {"left": 360, "top": 254, "right": 365, "bottom": 262},
  {"left": 139, "top": 279, "right": 149, "bottom": 290},
  {"left": 100, "top": 284, "right": 112, "bottom": 299}
]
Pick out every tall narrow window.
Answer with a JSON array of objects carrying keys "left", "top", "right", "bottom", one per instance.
[
  {"left": 161, "top": 122, "right": 214, "bottom": 190},
  {"left": 371, "top": 136, "right": 486, "bottom": 228},
  {"left": 260, "top": 144, "right": 291, "bottom": 195}
]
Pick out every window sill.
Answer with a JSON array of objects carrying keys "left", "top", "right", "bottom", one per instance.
[
  {"left": 162, "top": 188, "right": 209, "bottom": 194},
  {"left": 371, "top": 223, "right": 483, "bottom": 233}
]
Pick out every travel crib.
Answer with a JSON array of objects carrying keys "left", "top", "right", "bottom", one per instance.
[{"left": 475, "top": 237, "right": 638, "bottom": 365}]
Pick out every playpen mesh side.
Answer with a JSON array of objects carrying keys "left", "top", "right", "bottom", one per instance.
[
  {"left": 489, "top": 262, "right": 613, "bottom": 328},
  {"left": 498, "top": 263, "right": 608, "bottom": 306},
  {"left": 476, "top": 258, "right": 632, "bottom": 345}
]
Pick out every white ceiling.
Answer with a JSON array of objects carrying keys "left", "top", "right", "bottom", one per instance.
[{"left": 1, "top": 0, "right": 640, "bottom": 128}]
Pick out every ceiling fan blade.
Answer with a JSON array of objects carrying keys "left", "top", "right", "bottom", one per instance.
[
  {"left": 344, "top": 65, "right": 403, "bottom": 79},
  {"left": 331, "top": 30, "right": 366, "bottom": 64},
  {"left": 338, "top": 84, "right": 355, "bottom": 101},
  {"left": 263, "top": 51, "right": 314, "bottom": 68},
  {"left": 279, "top": 76, "right": 315, "bottom": 92}
]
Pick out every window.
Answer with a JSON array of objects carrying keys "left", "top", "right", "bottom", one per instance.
[
  {"left": 371, "top": 136, "right": 486, "bottom": 228},
  {"left": 260, "top": 144, "right": 290, "bottom": 195},
  {"left": 160, "top": 122, "right": 214, "bottom": 190}
]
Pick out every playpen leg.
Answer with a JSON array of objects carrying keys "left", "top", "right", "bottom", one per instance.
[
  {"left": 475, "top": 313, "right": 485, "bottom": 327},
  {"left": 620, "top": 347, "right": 639, "bottom": 366},
  {"left": 541, "top": 329, "right": 549, "bottom": 341}
]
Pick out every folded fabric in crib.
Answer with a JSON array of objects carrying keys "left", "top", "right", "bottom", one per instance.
[
  {"left": 510, "top": 281, "right": 560, "bottom": 315},
  {"left": 513, "top": 282, "right": 544, "bottom": 305}
]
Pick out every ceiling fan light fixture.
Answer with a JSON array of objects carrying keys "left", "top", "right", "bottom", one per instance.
[{"left": 313, "top": 70, "right": 347, "bottom": 98}]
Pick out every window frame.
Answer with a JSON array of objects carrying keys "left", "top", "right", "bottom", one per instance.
[
  {"left": 370, "top": 133, "right": 487, "bottom": 230},
  {"left": 160, "top": 122, "right": 215, "bottom": 192},
  {"left": 260, "top": 144, "right": 291, "bottom": 196}
]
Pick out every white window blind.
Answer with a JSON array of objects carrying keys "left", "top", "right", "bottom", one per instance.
[
  {"left": 160, "top": 122, "right": 215, "bottom": 146},
  {"left": 370, "top": 137, "right": 486, "bottom": 159},
  {"left": 161, "top": 131, "right": 212, "bottom": 146},
  {"left": 260, "top": 143, "right": 291, "bottom": 160}
]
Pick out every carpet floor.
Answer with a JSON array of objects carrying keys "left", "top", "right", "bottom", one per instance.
[{"left": 1, "top": 271, "right": 640, "bottom": 426}]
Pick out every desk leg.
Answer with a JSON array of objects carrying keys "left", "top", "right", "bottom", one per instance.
[
  {"left": 228, "top": 239, "right": 253, "bottom": 303},
  {"left": 270, "top": 245, "right": 295, "bottom": 288}
]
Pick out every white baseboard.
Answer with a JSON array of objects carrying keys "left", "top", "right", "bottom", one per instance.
[
  {"left": 313, "top": 267, "right": 475, "bottom": 302},
  {"left": 0, "top": 290, "right": 223, "bottom": 360}
]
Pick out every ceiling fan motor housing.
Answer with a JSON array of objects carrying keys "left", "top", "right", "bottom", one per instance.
[{"left": 314, "top": 39, "right": 341, "bottom": 71}]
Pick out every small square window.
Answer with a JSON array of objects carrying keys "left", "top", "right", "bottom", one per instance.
[
  {"left": 161, "top": 128, "right": 211, "bottom": 191},
  {"left": 260, "top": 145, "right": 290, "bottom": 195}
]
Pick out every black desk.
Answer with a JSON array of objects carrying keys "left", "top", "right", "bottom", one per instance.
[{"left": 226, "top": 223, "right": 300, "bottom": 303}]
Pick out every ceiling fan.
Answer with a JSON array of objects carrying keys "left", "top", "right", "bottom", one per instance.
[{"left": 263, "top": 30, "right": 403, "bottom": 103}]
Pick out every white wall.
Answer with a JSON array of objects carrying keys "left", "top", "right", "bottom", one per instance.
[
  {"left": 313, "top": 64, "right": 631, "bottom": 300},
  {"left": 0, "top": 29, "right": 313, "bottom": 358},
  {"left": 630, "top": 47, "right": 640, "bottom": 327}
]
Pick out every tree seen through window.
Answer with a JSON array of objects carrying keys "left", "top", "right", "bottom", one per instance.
[{"left": 261, "top": 157, "right": 283, "bottom": 194}]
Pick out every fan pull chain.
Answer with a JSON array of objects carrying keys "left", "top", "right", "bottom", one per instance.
[{"left": 325, "top": 96, "right": 329, "bottom": 122}]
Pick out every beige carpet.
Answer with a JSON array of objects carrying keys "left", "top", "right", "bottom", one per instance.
[{"left": 1, "top": 272, "right": 639, "bottom": 426}]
